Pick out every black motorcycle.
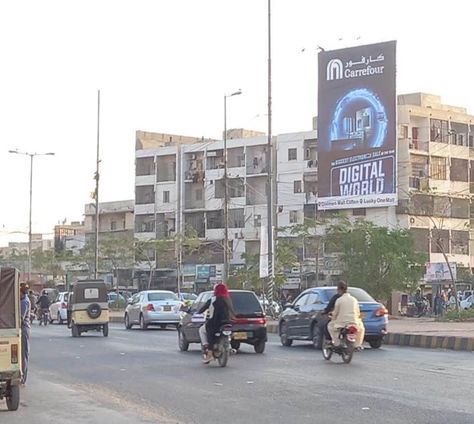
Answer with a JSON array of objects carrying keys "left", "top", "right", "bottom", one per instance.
[
  {"left": 322, "top": 325, "right": 358, "bottom": 364},
  {"left": 205, "top": 324, "right": 233, "bottom": 367}
]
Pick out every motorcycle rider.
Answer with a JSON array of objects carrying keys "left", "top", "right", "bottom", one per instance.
[
  {"left": 327, "top": 281, "right": 365, "bottom": 350},
  {"left": 198, "top": 283, "right": 235, "bottom": 363},
  {"left": 321, "top": 288, "right": 342, "bottom": 340},
  {"left": 36, "top": 290, "right": 51, "bottom": 325},
  {"left": 414, "top": 288, "right": 424, "bottom": 316}
]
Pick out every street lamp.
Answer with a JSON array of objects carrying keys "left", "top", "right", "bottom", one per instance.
[
  {"left": 8, "top": 149, "right": 55, "bottom": 281},
  {"left": 223, "top": 89, "right": 242, "bottom": 284}
]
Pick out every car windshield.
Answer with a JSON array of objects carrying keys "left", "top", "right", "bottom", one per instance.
[
  {"left": 230, "top": 292, "right": 263, "bottom": 316},
  {"left": 323, "top": 288, "right": 375, "bottom": 303},
  {"left": 148, "top": 292, "right": 178, "bottom": 301}
]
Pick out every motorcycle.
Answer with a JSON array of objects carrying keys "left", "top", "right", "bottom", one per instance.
[
  {"left": 204, "top": 324, "right": 233, "bottom": 367},
  {"left": 39, "top": 308, "right": 50, "bottom": 326},
  {"left": 322, "top": 325, "right": 358, "bottom": 364},
  {"left": 415, "top": 297, "right": 430, "bottom": 317}
]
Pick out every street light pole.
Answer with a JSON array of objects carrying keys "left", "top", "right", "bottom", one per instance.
[
  {"left": 223, "top": 89, "right": 242, "bottom": 284},
  {"left": 8, "top": 149, "right": 55, "bottom": 281}
]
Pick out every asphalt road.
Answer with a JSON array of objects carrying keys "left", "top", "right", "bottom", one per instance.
[{"left": 1, "top": 322, "right": 474, "bottom": 424}]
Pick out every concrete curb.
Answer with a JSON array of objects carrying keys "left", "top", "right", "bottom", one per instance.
[
  {"left": 110, "top": 316, "right": 474, "bottom": 352},
  {"left": 384, "top": 333, "right": 474, "bottom": 352}
]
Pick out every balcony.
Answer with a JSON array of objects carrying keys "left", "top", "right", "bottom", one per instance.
[{"left": 409, "top": 139, "right": 429, "bottom": 152}]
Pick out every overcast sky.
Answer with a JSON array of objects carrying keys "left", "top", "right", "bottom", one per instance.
[{"left": 1, "top": 0, "right": 473, "bottom": 246}]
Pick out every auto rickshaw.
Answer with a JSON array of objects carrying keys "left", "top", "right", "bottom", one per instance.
[
  {"left": 0, "top": 267, "right": 21, "bottom": 411},
  {"left": 69, "top": 280, "right": 109, "bottom": 337}
]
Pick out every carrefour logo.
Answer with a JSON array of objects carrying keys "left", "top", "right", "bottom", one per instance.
[
  {"left": 326, "top": 54, "right": 385, "bottom": 81},
  {"left": 327, "top": 59, "right": 344, "bottom": 81}
]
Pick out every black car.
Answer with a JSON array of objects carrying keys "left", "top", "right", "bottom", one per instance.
[
  {"left": 278, "top": 286, "right": 388, "bottom": 349},
  {"left": 178, "top": 290, "right": 268, "bottom": 354}
]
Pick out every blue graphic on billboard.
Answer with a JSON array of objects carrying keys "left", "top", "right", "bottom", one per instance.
[{"left": 317, "top": 41, "right": 397, "bottom": 210}]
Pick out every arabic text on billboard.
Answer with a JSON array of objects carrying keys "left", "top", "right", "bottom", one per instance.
[{"left": 317, "top": 41, "right": 397, "bottom": 210}]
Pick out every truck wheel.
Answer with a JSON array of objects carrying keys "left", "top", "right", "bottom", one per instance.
[
  {"left": 6, "top": 384, "right": 20, "bottom": 411},
  {"left": 72, "top": 323, "right": 80, "bottom": 338},
  {"left": 103, "top": 323, "right": 109, "bottom": 337}
]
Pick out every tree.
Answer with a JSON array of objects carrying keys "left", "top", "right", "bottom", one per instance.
[{"left": 328, "top": 220, "right": 426, "bottom": 303}]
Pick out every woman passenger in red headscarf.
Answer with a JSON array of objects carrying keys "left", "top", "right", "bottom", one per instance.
[{"left": 198, "top": 283, "right": 235, "bottom": 362}]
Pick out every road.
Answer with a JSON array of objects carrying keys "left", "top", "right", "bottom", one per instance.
[{"left": 1, "top": 322, "right": 474, "bottom": 423}]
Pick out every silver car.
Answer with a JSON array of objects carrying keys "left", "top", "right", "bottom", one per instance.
[{"left": 124, "top": 290, "right": 183, "bottom": 330}]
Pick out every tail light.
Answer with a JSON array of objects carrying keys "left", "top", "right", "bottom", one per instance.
[
  {"left": 375, "top": 307, "right": 388, "bottom": 317},
  {"left": 146, "top": 304, "right": 155, "bottom": 312},
  {"left": 11, "top": 344, "right": 18, "bottom": 364},
  {"left": 234, "top": 317, "right": 266, "bottom": 325},
  {"left": 61, "top": 302, "right": 67, "bottom": 309},
  {"left": 348, "top": 325, "right": 358, "bottom": 334}
]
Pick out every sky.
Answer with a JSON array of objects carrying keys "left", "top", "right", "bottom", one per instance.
[{"left": 1, "top": 0, "right": 473, "bottom": 246}]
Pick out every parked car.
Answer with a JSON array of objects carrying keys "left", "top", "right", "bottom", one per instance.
[
  {"left": 107, "top": 292, "right": 127, "bottom": 308},
  {"left": 460, "top": 295, "right": 473, "bottom": 310},
  {"left": 49, "top": 291, "right": 69, "bottom": 324},
  {"left": 178, "top": 290, "right": 267, "bottom": 354},
  {"left": 124, "top": 290, "right": 183, "bottom": 330},
  {"left": 278, "top": 286, "right": 388, "bottom": 349}
]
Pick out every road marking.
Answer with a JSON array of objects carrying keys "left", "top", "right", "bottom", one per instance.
[{"left": 112, "top": 336, "right": 130, "bottom": 341}]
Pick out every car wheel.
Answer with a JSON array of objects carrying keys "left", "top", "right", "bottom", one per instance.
[
  {"left": 6, "top": 384, "right": 20, "bottom": 411},
  {"left": 312, "top": 325, "right": 323, "bottom": 350},
  {"left": 124, "top": 314, "right": 132, "bottom": 330},
  {"left": 178, "top": 329, "right": 189, "bottom": 352},
  {"left": 103, "top": 323, "right": 109, "bottom": 337},
  {"left": 160, "top": 324, "right": 167, "bottom": 330},
  {"left": 57, "top": 312, "right": 64, "bottom": 325},
  {"left": 254, "top": 340, "right": 266, "bottom": 354},
  {"left": 369, "top": 338, "right": 383, "bottom": 349},
  {"left": 230, "top": 341, "right": 241, "bottom": 350},
  {"left": 139, "top": 314, "right": 148, "bottom": 330},
  {"left": 280, "top": 322, "right": 293, "bottom": 347}
]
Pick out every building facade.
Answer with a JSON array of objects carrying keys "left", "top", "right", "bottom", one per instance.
[
  {"left": 134, "top": 93, "right": 474, "bottom": 290},
  {"left": 54, "top": 221, "right": 85, "bottom": 255}
]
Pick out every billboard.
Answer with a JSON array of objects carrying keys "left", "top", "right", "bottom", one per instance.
[
  {"left": 317, "top": 41, "right": 397, "bottom": 210},
  {"left": 424, "top": 262, "right": 457, "bottom": 282}
]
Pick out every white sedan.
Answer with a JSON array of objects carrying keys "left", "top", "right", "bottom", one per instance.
[
  {"left": 49, "top": 292, "right": 69, "bottom": 324},
  {"left": 460, "top": 295, "right": 473, "bottom": 310}
]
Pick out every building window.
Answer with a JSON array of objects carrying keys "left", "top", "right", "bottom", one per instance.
[
  {"left": 289, "top": 210, "right": 298, "bottom": 224},
  {"left": 254, "top": 214, "right": 262, "bottom": 227},
  {"left": 450, "top": 158, "right": 468, "bottom": 182},
  {"left": 430, "top": 156, "right": 447, "bottom": 180},
  {"left": 294, "top": 180, "right": 302, "bottom": 193},
  {"left": 135, "top": 185, "right": 154, "bottom": 204},
  {"left": 352, "top": 208, "right": 366, "bottom": 216},
  {"left": 229, "top": 208, "right": 244, "bottom": 228},
  {"left": 163, "top": 191, "right": 170, "bottom": 203},
  {"left": 135, "top": 214, "right": 155, "bottom": 233},
  {"left": 431, "top": 229, "right": 450, "bottom": 253},
  {"left": 110, "top": 221, "right": 117, "bottom": 231},
  {"left": 206, "top": 210, "right": 224, "bottom": 229},
  {"left": 452, "top": 230, "right": 469, "bottom": 255},
  {"left": 430, "top": 119, "right": 449, "bottom": 143},
  {"left": 288, "top": 148, "right": 297, "bottom": 161},
  {"left": 410, "top": 228, "right": 429, "bottom": 253},
  {"left": 195, "top": 189, "right": 203, "bottom": 201},
  {"left": 136, "top": 157, "right": 155, "bottom": 176}
]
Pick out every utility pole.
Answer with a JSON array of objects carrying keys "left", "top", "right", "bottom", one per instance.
[
  {"left": 266, "top": 0, "right": 275, "bottom": 302},
  {"left": 94, "top": 90, "right": 100, "bottom": 280},
  {"left": 8, "top": 149, "right": 55, "bottom": 282},
  {"left": 223, "top": 90, "right": 242, "bottom": 284},
  {"left": 176, "top": 143, "right": 183, "bottom": 295}
]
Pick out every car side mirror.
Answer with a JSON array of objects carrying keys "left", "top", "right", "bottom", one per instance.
[{"left": 293, "top": 305, "right": 300, "bottom": 312}]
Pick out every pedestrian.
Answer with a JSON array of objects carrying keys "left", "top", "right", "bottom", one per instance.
[{"left": 20, "top": 283, "right": 31, "bottom": 384}]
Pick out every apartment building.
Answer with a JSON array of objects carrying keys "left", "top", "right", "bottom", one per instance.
[
  {"left": 135, "top": 93, "right": 474, "bottom": 290},
  {"left": 396, "top": 93, "right": 473, "bottom": 271},
  {"left": 54, "top": 221, "right": 85, "bottom": 254}
]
